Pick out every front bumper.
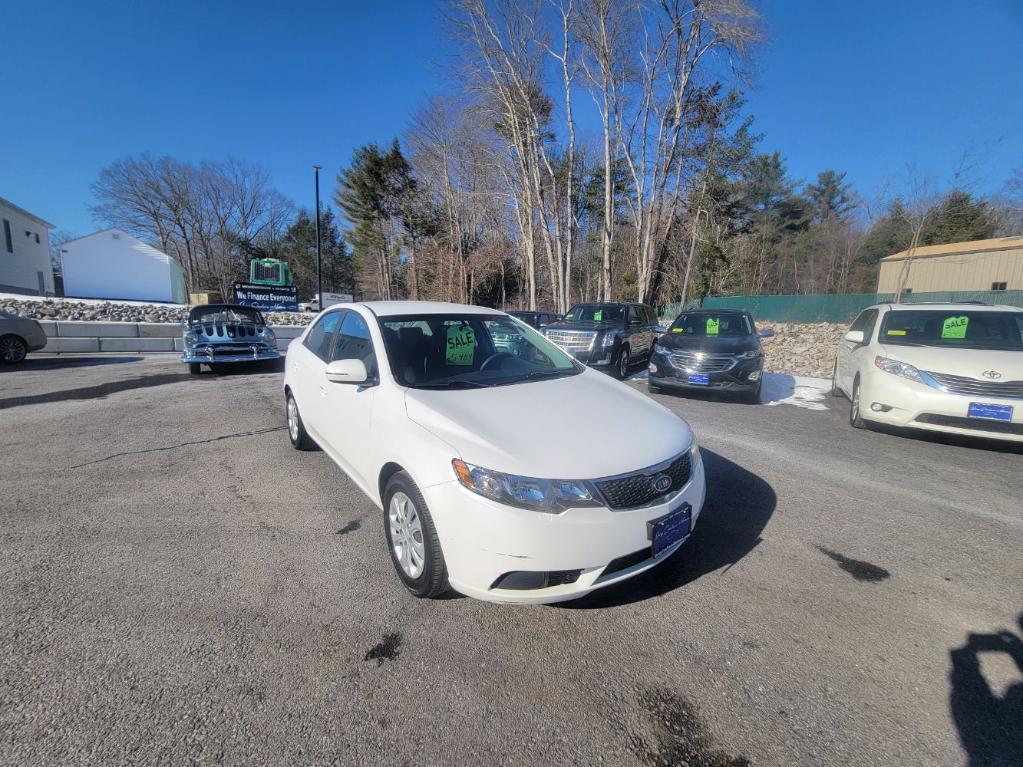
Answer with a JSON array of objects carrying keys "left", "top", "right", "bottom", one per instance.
[
  {"left": 181, "top": 345, "right": 280, "bottom": 364},
  {"left": 422, "top": 453, "right": 706, "bottom": 604},
  {"left": 860, "top": 369, "right": 1023, "bottom": 442},
  {"left": 648, "top": 351, "right": 762, "bottom": 391}
]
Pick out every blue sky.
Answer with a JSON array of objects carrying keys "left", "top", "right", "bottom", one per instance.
[{"left": 2, "top": 0, "right": 1021, "bottom": 235}]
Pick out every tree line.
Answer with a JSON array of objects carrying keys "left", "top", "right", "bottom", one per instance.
[{"left": 91, "top": 0, "right": 1022, "bottom": 310}]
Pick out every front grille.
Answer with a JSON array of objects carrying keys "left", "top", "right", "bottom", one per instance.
[
  {"left": 545, "top": 329, "right": 596, "bottom": 352},
  {"left": 595, "top": 452, "right": 692, "bottom": 510},
  {"left": 669, "top": 351, "right": 736, "bottom": 373},
  {"left": 915, "top": 413, "right": 1023, "bottom": 435},
  {"left": 925, "top": 371, "right": 1023, "bottom": 399}
]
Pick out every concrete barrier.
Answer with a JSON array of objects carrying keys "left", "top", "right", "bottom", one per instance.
[{"left": 36, "top": 320, "right": 304, "bottom": 355}]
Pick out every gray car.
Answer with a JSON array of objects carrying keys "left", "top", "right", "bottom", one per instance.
[
  {"left": 182, "top": 304, "right": 280, "bottom": 374},
  {"left": 0, "top": 311, "right": 47, "bottom": 363}
]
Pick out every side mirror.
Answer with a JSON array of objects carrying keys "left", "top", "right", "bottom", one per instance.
[
  {"left": 325, "top": 358, "right": 369, "bottom": 384},
  {"left": 758, "top": 328, "right": 775, "bottom": 338},
  {"left": 844, "top": 330, "right": 865, "bottom": 345}
]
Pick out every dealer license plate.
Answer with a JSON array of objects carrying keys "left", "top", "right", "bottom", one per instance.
[
  {"left": 648, "top": 503, "right": 692, "bottom": 557},
  {"left": 968, "top": 402, "right": 1013, "bottom": 421},
  {"left": 687, "top": 374, "right": 710, "bottom": 385}
]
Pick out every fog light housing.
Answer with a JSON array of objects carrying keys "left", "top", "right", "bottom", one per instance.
[
  {"left": 649, "top": 363, "right": 657, "bottom": 374},
  {"left": 748, "top": 370, "right": 761, "bottom": 381},
  {"left": 871, "top": 402, "right": 892, "bottom": 413}
]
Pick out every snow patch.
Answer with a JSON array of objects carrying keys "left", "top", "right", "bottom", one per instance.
[{"left": 762, "top": 373, "right": 831, "bottom": 411}]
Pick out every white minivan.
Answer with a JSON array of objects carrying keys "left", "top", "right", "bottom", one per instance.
[
  {"left": 833, "top": 302, "right": 1023, "bottom": 442},
  {"left": 283, "top": 301, "right": 705, "bottom": 604}
]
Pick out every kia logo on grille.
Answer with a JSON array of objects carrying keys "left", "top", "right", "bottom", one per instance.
[
  {"left": 651, "top": 473, "right": 673, "bottom": 493},
  {"left": 981, "top": 370, "right": 1003, "bottom": 380}
]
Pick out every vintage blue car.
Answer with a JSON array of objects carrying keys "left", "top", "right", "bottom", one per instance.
[{"left": 182, "top": 304, "right": 280, "bottom": 374}]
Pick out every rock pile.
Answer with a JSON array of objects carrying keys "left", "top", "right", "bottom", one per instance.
[
  {"left": 0, "top": 298, "right": 315, "bottom": 328},
  {"left": 758, "top": 322, "right": 846, "bottom": 379}
]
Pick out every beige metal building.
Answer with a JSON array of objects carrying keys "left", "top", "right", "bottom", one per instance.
[{"left": 877, "top": 236, "right": 1023, "bottom": 294}]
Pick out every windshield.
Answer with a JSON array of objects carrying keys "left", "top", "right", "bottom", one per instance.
[
  {"left": 669, "top": 313, "right": 753, "bottom": 337},
  {"left": 378, "top": 313, "right": 581, "bottom": 388},
  {"left": 189, "top": 306, "right": 265, "bottom": 325},
  {"left": 880, "top": 310, "right": 1023, "bottom": 350},
  {"left": 563, "top": 305, "right": 624, "bottom": 323}
]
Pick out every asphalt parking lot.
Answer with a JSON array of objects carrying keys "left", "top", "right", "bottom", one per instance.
[{"left": 2, "top": 354, "right": 1021, "bottom": 766}]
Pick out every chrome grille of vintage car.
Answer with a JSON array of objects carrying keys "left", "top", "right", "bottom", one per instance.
[
  {"left": 924, "top": 371, "right": 1023, "bottom": 399},
  {"left": 545, "top": 329, "right": 597, "bottom": 352},
  {"left": 668, "top": 351, "right": 736, "bottom": 373},
  {"left": 594, "top": 452, "right": 693, "bottom": 510}
]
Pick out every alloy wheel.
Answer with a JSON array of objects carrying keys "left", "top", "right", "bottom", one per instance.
[
  {"left": 619, "top": 348, "right": 629, "bottom": 378},
  {"left": 388, "top": 491, "right": 425, "bottom": 579},
  {"left": 287, "top": 397, "right": 300, "bottom": 442},
  {"left": 0, "top": 336, "right": 27, "bottom": 363}
]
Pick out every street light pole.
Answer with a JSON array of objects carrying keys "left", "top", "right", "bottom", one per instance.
[{"left": 313, "top": 164, "right": 323, "bottom": 308}]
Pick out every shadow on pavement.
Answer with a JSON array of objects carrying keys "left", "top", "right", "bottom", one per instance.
[
  {"left": 0, "top": 372, "right": 204, "bottom": 410},
  {"left": 868, "top": 422, "right": 1023, "bottom": 456},
  {"left": 949, "top": 613, "right": 1023, "bottom": 767},
  {"left": 558, "top": 448, "right": 776, "bottom": 609},
  {"left": 203, "top": 359, "right": 285, "bottom": 375},
  {"left": 0, "top": 355, "right": 143, "bottom": 372}
]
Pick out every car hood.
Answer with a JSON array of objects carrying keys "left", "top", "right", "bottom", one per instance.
[
  {"left": 656, "top": 333, "right": 759, "bottom": 354},
  {"left": 878, "top": 344, "right": 1023, "bottom": 379},
  {"left": 404, "top": 369, "right": 693, "bottom": 479}
]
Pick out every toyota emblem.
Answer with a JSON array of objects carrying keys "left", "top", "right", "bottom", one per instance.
[
  {"left": 981, "top": 370, "right": 1003, "bottom": 380},
  {"left": 651, "top": 473, "right": 673, "bottom": 493}
]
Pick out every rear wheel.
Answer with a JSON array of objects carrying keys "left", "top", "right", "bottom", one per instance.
[
  {"left": 850, "top": 378, "right": 866, "bottom": 429},
  {"left": 286, "top": 392, "right": 317, "bottom": 450},
  {"left": 383, "top": 472, "right": 448, "bottom": 598},
  {"left": 613, "top": 345, "right": 630, "bottom": 379},
  {"left": 0, "top": 334, "right": 28, "bottom": 364}
]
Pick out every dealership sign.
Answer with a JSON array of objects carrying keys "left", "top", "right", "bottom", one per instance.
[{"left": 233, "top": 282, "right": 299, "bottom": 312}]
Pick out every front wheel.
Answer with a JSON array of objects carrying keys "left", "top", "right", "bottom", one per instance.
[
  {"left": 0, "top": 334, "right": 28, "bottom": 364},
  {"left": 742, "top": 379, "right": 763, "bottom": 404},
  {"left": 850, "top": 378, "right": 866, "bottom": 429},
  {"left": 830, "top": 361, "right": 842, "bottom": 398},
  {"left": 188, "top": 363, "right": 202, "bottom": 375},
  {"left": 612, "top": 345, "right": 630, "bottom": 379},
  {"left": 383, "top": 472, "right": 448, "bottom": 599},
  {"left": 286, "top": 392, "right": 317, "bottom": 450}
]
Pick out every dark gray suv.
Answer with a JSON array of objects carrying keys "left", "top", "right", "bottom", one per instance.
[{"left": 542, "top": 302, "right": 659, "bottom": 379}]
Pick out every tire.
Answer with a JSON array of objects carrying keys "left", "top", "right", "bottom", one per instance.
[
  {"left": 742, "top": 379, "right": 762, "bottom": 405},
  {"left": 285, "top": 391, "right": 317, "bottom": 450},
  {"left": 850, "top": 377, "right": 866, "bottom": 429},
  {"left": 188, "top": 363, "right": 202, "bottom": 375},
  {"left": 830, "top": 361, "right": 842, "bottom": 398},
  {"left": 648, "top": 381, "right": 662, "bottom": 394},
  {"left": 0, "top": 334, "right": 28, "bottom": 364},
  {"left": 383, "top": 471, "right": 448, "bottom": 599},
  {"left": 612, "top": 345, "right": 630, "bottom": 379}
]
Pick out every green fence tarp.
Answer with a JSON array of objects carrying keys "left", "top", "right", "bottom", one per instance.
[{"left": 657, "top": 290, "right": 1023, "bottom": 324}]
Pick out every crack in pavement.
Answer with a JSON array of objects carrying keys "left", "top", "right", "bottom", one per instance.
[{"left": 70, "top": 426, "right": 286, "bottom": 469}]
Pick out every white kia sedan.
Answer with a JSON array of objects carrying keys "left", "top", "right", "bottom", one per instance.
[
  {"left": 283, "top": 302, "right": 705, "bottom": 604},
  {"left": 833, "top": 302, "right": 1023, "bottom": 442}
]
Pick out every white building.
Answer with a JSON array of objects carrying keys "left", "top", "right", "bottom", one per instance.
[
  {"left": 61, "top": 229, "right": 188, "bottom": 303},
  {"left": 0, "top": 196, "right": 55, "bottom": 295}
]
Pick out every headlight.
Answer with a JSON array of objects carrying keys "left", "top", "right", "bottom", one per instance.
[
  {"left": 263, "top": 328, "right": 276, "bottom": 343},
  {"left": 603, "top": 329, "right": 621, "bottom": 346},
  {"left": 452, "top": 459, "right": 600, "bottom": 513},
  {"left": 689, "top": 436, "right": 701, "bottom": 465},
  {"left": 873, "top": 355, "right": 923, "bottom": 383},
  {"left": 737, "top": 349, "right": 762, "bottom": 359},
  {"left": 184, "top": 330, "right": 199, "bottom": 345},
  {"left": 654, "top": 341, "right": 670, "bottom": 354}
]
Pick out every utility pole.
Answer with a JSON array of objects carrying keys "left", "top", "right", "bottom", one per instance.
[{"left": 313, "top": 164, "right": 323, "bottom": 308}]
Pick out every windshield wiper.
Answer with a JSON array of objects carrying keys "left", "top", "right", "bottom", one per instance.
[
  {"left": 524, "top": 369, "right": 578, "bottom": 380},
  {"left": 412, "top": 380, "right": 492, "bottom": 389}
]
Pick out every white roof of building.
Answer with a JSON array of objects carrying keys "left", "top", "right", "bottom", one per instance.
[
  {"left": 61, "top": 228, "right": 175, "bottom": 262},
  {"left": 0, "top": 196, "right": 54, "bottom": 228}
]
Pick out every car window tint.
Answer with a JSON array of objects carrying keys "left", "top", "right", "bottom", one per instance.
[
  {"left": 849, "top": 311, "right": 870, "bottom": 332},
  {"left": 332, "top": 312, "right": 377, "bottom": 374},
  {"left": 860, "top": 310, "right": 878, "bottom": 342},
  {"left": 304, "top": 310, "right": 344, "bottom": 361}
]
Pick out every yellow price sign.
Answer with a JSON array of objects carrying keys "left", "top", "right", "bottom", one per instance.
[
  {"left": 706, "top": 317, "right": 720, "bottom": 336},
  {"left": 594, "top": 310, "right": 603, "bottom": 322},
  {"left": 446, "top": 324, "right": 476, "bottom": 365}
]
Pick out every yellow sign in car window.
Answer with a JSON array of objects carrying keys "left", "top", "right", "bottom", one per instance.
[
  {"left": 706, "top": 317, "right": 720, "bottom": 335},
  {"left": 941, "top": 315, "right": 969, "bottom": 339},
  {"left": 886, "top": 329, "right": 907, "bottom": 336},
  {"left": 446, "top": 324, "right": 476, "bottom": 365}
]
